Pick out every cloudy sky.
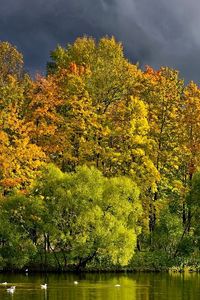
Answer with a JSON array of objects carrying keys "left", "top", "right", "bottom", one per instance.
[{"left": 1, "top": 0, "right": 200, "bottom": 82}]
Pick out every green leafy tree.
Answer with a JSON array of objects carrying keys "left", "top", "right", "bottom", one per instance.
[
  {"left": 0, "top": 194, "right": 42, "bottom": 269},
  {"left": 33, "top": 164, "right": 142, "bottom": 270}
]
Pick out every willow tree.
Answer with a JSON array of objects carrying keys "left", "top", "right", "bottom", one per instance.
[{"left": 33, "top": 164, "right": 142, "bottom": 270}]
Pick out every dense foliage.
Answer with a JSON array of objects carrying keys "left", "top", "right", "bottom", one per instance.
[{"left": 0, "top": 37, "right": 200, "bottom": 271}]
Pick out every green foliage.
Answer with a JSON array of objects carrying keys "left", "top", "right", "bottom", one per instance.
[
  {"left": 0, "top": 195, "right": 40, "bottom": 269},
  {"left": 0, "top": 165, "right": 142, "bottom": 270},
  {"left": 34, "top": 164, "right": 142, "bottom": 268},
  {"left": 130, "top": 251, "right": 173, "bottom": 271},
  {"left": 152, "top": 210, "right": 183, "bottom": 255}
]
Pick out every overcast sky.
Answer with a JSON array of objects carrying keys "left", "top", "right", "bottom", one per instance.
[{"left": 1, "top": 0, "right": 200, "bottom": 82}]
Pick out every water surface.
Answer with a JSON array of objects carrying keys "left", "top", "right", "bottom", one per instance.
[{"left": 0, "top": 272, "right": 199, "bottom": 299}]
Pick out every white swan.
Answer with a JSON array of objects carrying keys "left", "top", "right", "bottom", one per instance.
[
  {"left": 7, "top": 286, "right": 16, "bottom": 293},
  {"left": 74, "top": 281, "right": 78, "bottom": 285},
  {"left": 41, "top": 283, "right": 47, "bottom": 289},
  {"left": 115, "top": 284, "right": 121, "bottom": 287},
  {"left": 1, "top": 282, "right": 7, "bottom": 285}
]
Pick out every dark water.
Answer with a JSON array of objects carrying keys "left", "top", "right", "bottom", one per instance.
[{"left": 0, "top": 272, "right": 200, "bottom": 299}]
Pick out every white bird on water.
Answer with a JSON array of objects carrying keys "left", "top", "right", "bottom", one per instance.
[
  {"left": 41, "top": 283, "right": 47, "bottom": 289},
  {"left": 1, "top": 282, "right": 7, "bottom": 285},
  {"left": 7, "top": 286, "right": 16, "bottom": 293},
  {"left": 74, "top": 281, "right": 78, "bottom": 285},
  {"left": 115, "top": 284, "right": 121, "bottom": 287}
]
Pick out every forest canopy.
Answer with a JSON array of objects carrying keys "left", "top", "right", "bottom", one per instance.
[{"left": 0, "top": 37, "right": 200, "bottom": 271}]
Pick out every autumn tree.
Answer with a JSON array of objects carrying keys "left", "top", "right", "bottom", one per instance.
[
  {"left": 48, "top": 36, "right": 142, "bottom": 110},
  {"left": 0, "top": 75, "right": 45, "bottom": 195},
  {"left": 140, "top": 66, "right": 184, "bottom": 233},
  {"left": 0, "top": 41, "right": 24, "bottom": 84},
  {"left": 178, "top": 82, "right": 200, "bottom": 230},
  {"left": 44, "top": 37, "right": 159, "bottom": 189},
  {"left": 26, "top": 65, "right": 98, "bottom": 172}
]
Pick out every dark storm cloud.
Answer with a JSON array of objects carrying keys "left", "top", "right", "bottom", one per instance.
[{"left": 1, "top": 0, "right": 200, "bottom": 81}]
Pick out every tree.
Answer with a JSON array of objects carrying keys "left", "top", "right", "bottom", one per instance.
[
  {"left": 189, "top": 171, "right": 200, "bottom": 250},
  {"left": 44, "top": 37, "right": 158, "bottom": 189},
  {"left": 0, "top": 41, "right": 24, "bottom": 84},
  {"left": 48, "top": 36, "right": 142, "bottom": 111},
  {"left": 33, "top": 164, "right": 142, "bottom": 270},
  {"left": 0, "top": 194, "right": 41, "bottom": 269},
  {"left": 26, "top": 66, "right": 98, "bottom": 172},
  {"left": 180, "top": 82, "right": 200, "bottom": 229},
  {"left": 140, "top": 66, "right": 184, "bottom": 232},
  {"left": 0, "top": 75, "right": 45, "bottom": 195}
]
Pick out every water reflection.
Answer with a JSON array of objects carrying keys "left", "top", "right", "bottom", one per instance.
[{"left": 0, "top": 272, "right": 199, "bottom": 300}]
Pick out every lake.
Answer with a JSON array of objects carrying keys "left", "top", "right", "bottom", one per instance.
[{"left": 0, "top": 272, "right": 200, "bottom": 299}]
